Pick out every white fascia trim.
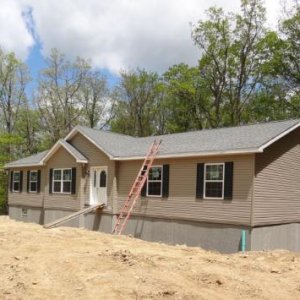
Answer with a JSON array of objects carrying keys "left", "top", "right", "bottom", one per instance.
[
  {"left": 112, "top": 148, "right": 261, "bottom": 161},
  {"left": 41, "top": 140, "right": 88, "bottom": 164},
  {"left": 4, "top": 163, "right": 44, "bottom": 169},
  {"left": 60, "top": 143, "right": 88, "bottom": 163},
  {"left": 64, "top": 127, "right": 80, "bottom": 141},
  {"left": 258, "top": 121, "right": 300, "bottom": 152},
  {"left": 64, "top": 127, "right": 113, "bottom": 159}
]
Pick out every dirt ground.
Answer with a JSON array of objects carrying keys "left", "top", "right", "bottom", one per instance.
[{"left": 0, "top": 217, "right": 300, "bottom": 300}]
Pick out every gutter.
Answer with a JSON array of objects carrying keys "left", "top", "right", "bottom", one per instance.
[
  {"left": 112, "top": 148, "right": 262, "bottom": 161},
  {"left": 4, "top": 147, "right": 262, "bottom": 168},
  {"left": 4, "top": 163, "right": 44, "bottom": 169}
]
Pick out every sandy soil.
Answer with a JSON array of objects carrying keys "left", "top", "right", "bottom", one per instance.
[{"left": 0, "top": 217, "right": 300, "bottom": 300}]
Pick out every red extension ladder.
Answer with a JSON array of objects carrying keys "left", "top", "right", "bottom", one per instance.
[{"left": 112, "top": 140, "right": 161, "bottom": 235}]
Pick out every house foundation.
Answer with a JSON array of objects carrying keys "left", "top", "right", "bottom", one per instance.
[
  {"left": 10, "top": 206, "right": 300, "bottom": 253},
  {"left": 9, "top": 206, "right": 251, "bottom": 253},
  {"left": 9, "top": 205, "right": 43, "bottom": 225},
  {"left": 251, "top": 223, "right": 300, "bottom": 252}
]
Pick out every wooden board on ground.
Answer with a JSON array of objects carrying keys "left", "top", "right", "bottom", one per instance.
[{"left": 44, "top": 203, "right": 104, "bottom": 229}]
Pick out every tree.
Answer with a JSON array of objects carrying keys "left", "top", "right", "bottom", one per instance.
[
  {"left": 192, "top": 7, "right": 231, "bottom": 127},
  {"left": 279, "top": 1, "right": 300, "bottom": 90},
  {"left": 14, "top": 105, "right": 44, "bottom": 155},
  {"left": 36, "top": 49, "right": 90, "bottom": 144},
  {"left": 0, "top": 49, "right": 29, "bottom": 134},
  {"left": 79, "top": 70, "right": 112, "bottom": 128},
  {"left": 163, "top": 63, "right": 209, "bottom": 132},
  {"left": 277, "top": 1, "right": 300, "bottom": 117},
  {"left": 250, "top": 2, "right": 300, "bottom": 120},
  {"left": 0, "top": 48, "right": 30, "bottom": 214},
  {"left": 0, "top": 133, "right": 23, "bottom": 214},
  {"left": 192, "top": 0, "right": 267, "bottom": 126},
  {"left": 110, "top": 69, "right": 162, "bottom": 137}
]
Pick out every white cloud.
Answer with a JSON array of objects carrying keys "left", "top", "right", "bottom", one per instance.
[
  {"left": 0, "top": 0, "right": 287, "bottom": 73},
  {"left": 0, "top": 0, "right": 34, "bottom": 59}
]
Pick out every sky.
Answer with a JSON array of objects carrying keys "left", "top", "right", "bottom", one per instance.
[{"left": 0, "top": 0, "right": 285, "bottom": 93}]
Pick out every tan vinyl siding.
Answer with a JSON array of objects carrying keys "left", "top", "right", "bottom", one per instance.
[
  {"left": 117, "top": 155, "right": 254, "bottom": 226},
  {"left": 254, "top": 128, "right": 300, "bottom": 226},
  {"left": 44, "top": 147, "right": 82, "bottom": 211},
  {"left": 70, "top": 132, "right": 116, "bottom": 211},
  {"left": 8, "top": 167, "right": 45, "bottom": 208}
]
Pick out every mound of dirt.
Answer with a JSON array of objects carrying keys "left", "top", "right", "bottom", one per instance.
[{"left": 0, "top": 216, "right": 299, "bottom": 299}]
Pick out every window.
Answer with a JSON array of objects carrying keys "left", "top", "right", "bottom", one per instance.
[
  {"left": 21, "top": 208, "right": 28, "bottom": 217},
  {"left": 53, "top": 169, "right": 72, "bottom": 194},
  {"left": 29, "top": 171, "right": 38, "bottom": 192},
  {"left": 147, "top": 166, "right": 163, "bottom": 197},
  {"left": 13, "top": 171, "right": 21, "bottom": 192},
  {"left": 204, "top": 163, "right": 224, "bottom": 199},
  {"left": 100, "top": 171, "right": 106, "bottom": 187}
]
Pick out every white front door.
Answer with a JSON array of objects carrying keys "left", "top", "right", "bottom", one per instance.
[{"left": 90, "top": 167, "right": 107, "bottom": 205}]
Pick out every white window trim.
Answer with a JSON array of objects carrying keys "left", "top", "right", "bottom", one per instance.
[
  {"left": 29, "top": 170, "right": 38, "bottom": 193},
  {"left": 12, "top": 171, "right": 21, "bottom": 193},
  {"left": 21, "top": 207, "right": 28, "bottom": 217},
  {"left": 146, "top": 165, "right": 163, "bottom": 197},
  {"left": 52, "top": 168, "right": 72, "bottom": 194},
  {"left": 203, "top": 163, "right": 225, "bottom": 200}
]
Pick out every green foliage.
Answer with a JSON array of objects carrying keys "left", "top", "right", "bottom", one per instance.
[
  {"left": 0, "top": 133, "right": 23, "bottom": 214},
  {"left": 0, "top": 169, "right": 7, "bottom": 214},
  {"left": 163, "top": 64, "right": 210, "bottom": 132},
  {"left": 280, "top": 2, "right": 300, "bottom": 88},
  {"left": 0, "top": 134, "right": 23, "bottom": 165},
  {"left": 110, "top": 69, "right": 163, "bottom": 136},
  {"left": 192, "top": 0, "right": 269, "bottom": 126},
  {"left": 0, "top": 49, "right": 30, "bottom": 134}
]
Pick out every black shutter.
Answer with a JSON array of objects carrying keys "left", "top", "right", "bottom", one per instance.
[
  {"left": 71, "top": 167, "right": 76, "bottom": 194},
  {"left": 10, "top": 171, "right": 13, "bottom": 192},
  {"left": 37, "top": 170, "right": 41, "bottom": 193},
  {"left": 141, "top": 165, "right": 147, "bottom": 197},
  {"left": 27, "top": 171, "right": 30, "bottom": 192},
  {"left": 19, "top": 171, "right": 23, "bottom": 192},
  {"left": 49, "top": 169, "right": 53, "bottom": 194},
  {"left": 196, "top": 163, "right": 204, "bottom": 199},
  {"left": 162, "top": 164, "right": 169, "bottom": 198},
  {"left": 224, "top": 162, "right": 234, "bottom": 200},
  {"left": 141, "top": 180, "right": 147, "bottom": 197}
]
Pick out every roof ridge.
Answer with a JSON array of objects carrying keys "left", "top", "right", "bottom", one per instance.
[
  {"left": 77, "top": 119, "right": 300, "bottom": 140},
  {"left": 77, "top": 125, "right": 136, "bottom": 139},
  {"left": 139, "top": 118, "right": 300, "bottom": 139}
]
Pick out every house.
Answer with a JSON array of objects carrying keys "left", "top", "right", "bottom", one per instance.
[{"left": 5, "top": 119, "right": 300, "bottom": 253}]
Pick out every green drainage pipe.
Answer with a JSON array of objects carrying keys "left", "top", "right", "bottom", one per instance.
[{"left": 241, "top": 230, "right": 246, "bottom": 252}]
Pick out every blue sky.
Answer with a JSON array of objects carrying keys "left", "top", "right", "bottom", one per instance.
[
  {"left": 1, "top": 0, "right": 283, "bottom": 96},
  {"left": 25, "top": 42, "right": 45, "bottom": 94},
  {"left": 25, "top": 42, "right": 120, "bottom": 95}
]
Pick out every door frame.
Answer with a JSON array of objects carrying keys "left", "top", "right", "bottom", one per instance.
[{"left": 89, "top": 166, "right": 108, "bottom": 205}]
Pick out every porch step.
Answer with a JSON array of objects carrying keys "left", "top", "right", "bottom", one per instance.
[{"left": 44, "top": 203, "right": 104, "bottom": 229}]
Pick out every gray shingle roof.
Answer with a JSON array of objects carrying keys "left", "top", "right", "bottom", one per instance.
[
  {"left": 76, "top": 119, "right": 300, "bottom": 158},
  {"left": 5, "top": 119, "right": 300, "bottom": 168},
  {"left": 76, "top": 126, "right": 136, "bottom": 158},
  {"left": 5, "top": 150, "right": 49, "bottom": 168}
]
